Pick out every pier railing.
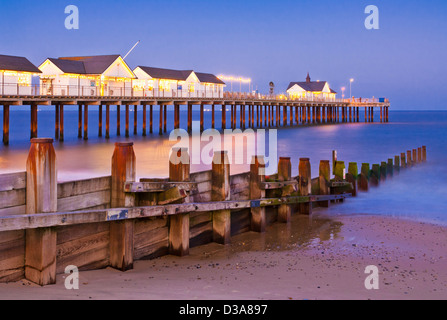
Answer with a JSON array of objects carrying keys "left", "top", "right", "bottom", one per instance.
[{"left": 0, "top": 138, "right": 426, "bottom": 286}]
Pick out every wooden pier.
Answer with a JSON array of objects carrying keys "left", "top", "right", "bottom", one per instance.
[
  {"left": 0, "top": 138, "right": 423, "bottom": 286},
  {"left": 0, "top": 95, "right": 390, "bottom": 145}
]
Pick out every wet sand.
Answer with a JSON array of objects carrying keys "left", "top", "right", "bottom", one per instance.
[{"left": 0, "top": 212, "right": 446, "bottom": 300}]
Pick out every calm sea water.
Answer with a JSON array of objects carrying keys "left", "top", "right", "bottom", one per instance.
[{"left": 0, "top": 107, "right": 446, "bottom": 225}]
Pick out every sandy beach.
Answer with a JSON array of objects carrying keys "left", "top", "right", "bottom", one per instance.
[{"left": 0, "top": 211, "right": 446, "bottom": 300}]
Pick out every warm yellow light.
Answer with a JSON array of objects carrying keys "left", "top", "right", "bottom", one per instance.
[
  {"left": 350, "top": 78, "right": 354, "bottom": 83},
  {"left": 218, "top": 75, "right": 251, "bottom": 83}
]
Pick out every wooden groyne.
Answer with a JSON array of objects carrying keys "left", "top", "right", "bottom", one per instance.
[
  {"left": 0, "top": 139, "right": 423, "bottom": 286},
  {"left": 0, "top": 96, "right": 390, "bottom": 145}
]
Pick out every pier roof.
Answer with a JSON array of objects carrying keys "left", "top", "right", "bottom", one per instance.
[
  {"left": 195, "top": 72, "right": 226, "bottom": 85},
  {"left": 0, "top": 54, "right": 41, "bottom": 73},
  {"left": 136, "top": 66, "right": 194, "bottom": 81},
  {"left": 58, "top": 55, "right": 122, "bottom": 75}
]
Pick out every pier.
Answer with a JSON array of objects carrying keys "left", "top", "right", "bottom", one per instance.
[
  {"left": 0, "top": 138, "right": 423, "bottom": 286},
  {"left": 0, "top": 94, "right": 390, "bottom": 145}
]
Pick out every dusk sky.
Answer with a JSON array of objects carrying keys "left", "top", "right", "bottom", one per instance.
[{"left": 1, "top": 0, "right": 446, "bottom": 110}]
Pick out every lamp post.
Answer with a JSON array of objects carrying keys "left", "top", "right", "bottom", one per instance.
[
  {"left": 350, "top": 78, "right": 354, "bottom": 101},
  {"left": 341, "top": 87, "right": 346, "bottom": 100}
]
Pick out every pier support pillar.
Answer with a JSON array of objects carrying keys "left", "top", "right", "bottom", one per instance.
[
  {"left": 55, "top": 104, "right": 60, "bottom": 140},
  {"left": 299, "top": 158, "right": 312, "bottom": 215},
  {"left": 83, "top": 104, "right": 88, "bottom": 140},
  {"left": 2, "top": 105, "right": 9, "bottom": 145},
  {"left": 149, "top": 105, "right": 153, "bottom": 134},
  {"left": 250, "top": 156, "right": 266, "bottom": 232},
  {"left": 110, "top": 142, "right": 136, "bottom": 271},
  {"left": 159, "top": 105, "right": 163, "bottom": 135},
  {"left": 164, "top": 105, "right": 167, "bottom": 132},
  {"left": 278, "top": 157, "right": 292, "bottom": 223},
  {"left": 78, "top": 104, "right": 82, "bottom": 138},
  {"left": 212, "top": 151, "right": 231, "bottom": 245},
  {"left": 200, "top": 104, "right": 204, "bottom": 131},
  {"left": 105, "top": 105, "right": 110, "bottom": 139},
  {"left": 222, "top": 104, "right": 226, "bottom": 129},
  {"left": 59, "top": 105, "right": 64, "bottom": 141},
  {"left": 25, "top": 138, "right": 57, "bottom": 286},
  {"left": 169, "top": 148, "right": 191, "bottom": 256},
  {"left": 174, "top": 104, "right": 180, "bottom": 129},
  {"left": 142, "top": 104, "right": 147, "bottom": 136},
  {"left": 125, "top": 105, "right": 130, "bottom": 137},
  {"left": 98, "top": 105, "right": 103, "bottom": 137},
  {"left": 211, "top": 104, "right": 215, "bottom": 129},
  {"left": 187, "top": 104, "right": 192, "bottom": 133},
  {"left": 116, "top": 105, "right": 121, "bottom": 136},
  {"left": 30, "top": 104, "right": 38, "bottom": 139},
  {"left": 133, "top": 105, "right": 138, "bottom": 135}
]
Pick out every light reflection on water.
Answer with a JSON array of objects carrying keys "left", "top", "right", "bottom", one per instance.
[{"left": 0, "top": 110, "right": 446, "bottom": 225}]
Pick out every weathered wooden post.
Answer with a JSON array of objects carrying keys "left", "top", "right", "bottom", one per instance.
[
  {"left": 422, "top": 146, "right": 427, "bottom": 162},
  {"left": 413, "top": 149, "right": 417, "bottom": 166},
  {"left": 417, "top": 147, "right": 422, "bottom": 163},
  {"left": 347, "top": 162, "right": 358, "bottom": 197},
  {"left": 277, "top": 157, "right": 292, "bottom": 223},
  {"left": 359, "top": 163, "right": 370, "bottom": 191},
  {"left": 212, "top": 151, "right": 231, "bottom": 245},
  {"left": 319, "top": 160, "right": 331, "bottom": 207},
  {"left": 168, "top": 148, "right": 190, "bottom": 256},
  {"left": 332, "top": 150, "right": 337, "bottom": 174},
  {"left": 299, "top": 158, "right": 312, "bottom": 215},
  {"left": 394, "top": 155, "right": 400, "bottom": 174},
  {"left": 370, "top": 164, "right": 380, "bottom": 186},
  {"left": 250, "top": 155, "right": 266, "bottom": 233},
  {"left": 407, "top": 150, "right": 412, "bottom": 167},
  {"left": 25, "top": 138, "right": 57, "bottom": 286},
  {"left": 380, "top": 162, "right": 387, "bottom": 181},
  {"left": 400, "top": 152, "right": 406, "bottom": 168},
  {"left": 387, "top": 159, "right": 394, "bottom": 178},
  {"left": 110, "top": 142, "right": 136, "bottom": 271},
  {"left": 334, "top": 161, "right": 345, "bottom": 181},
  {"left": 83, "top": 104, "right": 89, "bottom": 140},
  {"left": 59, "top": 105, "right": 64, "bottom": 141}
]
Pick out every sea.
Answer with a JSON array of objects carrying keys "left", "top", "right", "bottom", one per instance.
[{"left": 1, "top": 107, "right": 446, "bottom": 226}]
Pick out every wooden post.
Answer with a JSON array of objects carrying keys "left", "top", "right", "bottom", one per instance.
[
  {"left": 105, "top": 105, "right": 110, "bottom": 139},
  {"left": 2, "top": 105, "right": 9, "bottom": 145},
  {"left": 159, "top": 105, "right": 163, "bottom": 135},
  {"left": 334, "top": 161, "right": 345, "bottom": 181},
  {"left": 401, "top": 153, "right": 406, "bottom": 168},
  {"left": 164, "top": 105, "right": 167, "bottom": 132},
  {"left": 347, "top": 162, "right": 358, "bottom": 197},
  {"left": 25, "top": 138, "right": 57, "bottom": 286},
  {"left": 110, "top": 142, "right": 136, "bottom": 271},
  {"left": 55, "top": 104, "right": 60, "bottom": 140},
  {"left": 380, "top": 162, "right": 387, "bottom": 181},
  {"left": 150, "top": 105, "right": 153, "bottom": 134},
  {"left": 116, "top": 105, "right": 121, "bottom": 136},
  {"left": 212, "top": 151, "right": 231, "bottom": 245},
  {"left": 222, "top": 104, "right": 226, "bottom": 129},
  {"left": 394, "top": 155, "right": 400, "bottom": 174},
  {"left": 125, "top": 105, "right": 130, "bottom": 137},
  {"left": 371, "top": 164, "right": 380, "bottom": 186},
  {"left": 200, "top": 104, "right": 204, "bottom": 131},
  {"left": 299, "top": 158, "right": 312, "bottom": 215},
  {"left": 387, "top": 159, "right": 394, "bottom": 178},
  {"left": 98, "top": 105, "right": 103, "bottom": 137},
  {"left": 319, "top": 160, "right": 331, "bottom": 207},
  {"left": 30, "top": 104, "right": 38, "bottom": 139},
  {"left": 277, "top": 157, "right": 292, "bottom": 223},
  {"left": 417, "top": 147, "right": 422, "bottom": 163},
  {"left": 211, "top": 104, "right": 215, "bottom": 129},
  {"left": 78, "top": 104, "right": 82, "bottom": 138},
  {"left": 332, "top": 150, "right": 337, "bottom": 174},
  {"left": 142, "top": 104, "right": 147, "bottom": 136},
  {"left": 413, "top": 149, "right": 417, "bottom": 165},
  {"left": 422, "top": 146, "right": 427, "bottom": 162},
  {"left": 169, "top": 148, "right": 191, "bottom": 256},
  {"left": 59, "top": 105, "right": 64, "bottom": 141},
  {"left": 83, "top": 104, "right": 88, "bottom": 140},
  {"left": 407, "top": 150, "right": 412, "bottom": 167},
  {"left": 359, "top": 163, "right": 370, "bottom": 191},
  {"left": 250, "top": 155, "right": 266, "bottom": 232},
  {"left": 133, "top": 105, "right": 138, "bottom": 135}
]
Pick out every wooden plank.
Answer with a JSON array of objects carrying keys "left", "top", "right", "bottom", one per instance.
[
  {"left": 190, "top": 170, "right": 212, "bottom": 183},
  {"left": 56, "top": 222, "right": 109, "bottom": 245},
  {"left": 189, "top": 221, "right": 213, "bottom": 248},
  {"left": 124, "top": 181, "right": 197, "bottom": 193},
  {"left": 0, "top": 205, "right": 26, "bottom": 217},
  {"left": 0, "top": 172, "right": 26, "bottom": 192},
  {"left": 58, "top": 176, "right": 111, "bottom": 199},
  {"left": 0, "top": 189, "right": 26, "bottom": 209},
  {"left": 262, "top": 181, "right": 298, "bottom": 190},
  {"left": 57, "top": 190, "right": 110, "bottom": 212},
  {"left": 231, "top": 209, "right": 251, "bottom": 236}
]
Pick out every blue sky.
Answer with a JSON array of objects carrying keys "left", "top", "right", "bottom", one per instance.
[{"left": 1, "top": 0, "right": 446, "bottom": 110}]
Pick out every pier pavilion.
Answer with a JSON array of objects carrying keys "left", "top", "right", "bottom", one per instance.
[
  {"left": 287, "top": 73, "right": 337, "bottom": 101},
  {"left": 0, "top": 54, "right": 41, "bottom": 96},
  {"left": 38, "top": 55, "right": 136, "bottom": 97}
]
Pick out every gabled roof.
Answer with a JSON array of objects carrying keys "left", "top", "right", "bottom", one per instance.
[
  {"left": 137, "top": 66, "right": 194, "bottom": 81},
  {"left": 58, "top": 55, "right": 121, "bottom": 74},
  {"left": 0, "top": 54, "right": 41, "bottom": 73},
  {"left": 195, "top": 72, "right": 226, "bottom": 85},
  {"left": 287, "top": 81, "right": 328, "bottom": 92},
  {"left": 48, "top": 58, "right": 86, "bottom": 74}
]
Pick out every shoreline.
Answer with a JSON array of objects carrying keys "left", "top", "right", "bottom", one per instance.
[{"left": 0, "top": 212, "right": 445, "bottom": 300}]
